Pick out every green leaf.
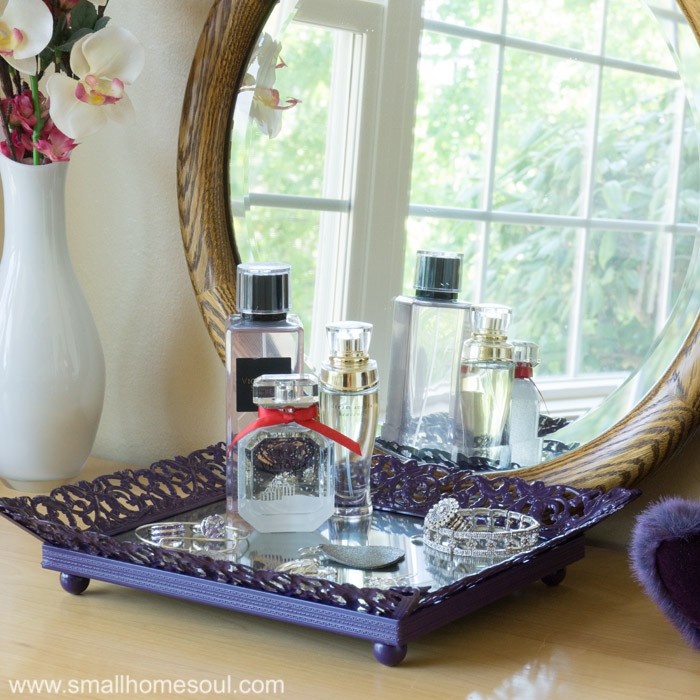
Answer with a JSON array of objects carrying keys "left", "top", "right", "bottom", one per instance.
[
  {"left": 598, "top": 235, "right": 616, "bottom": 269},
  {"left": 602, "top": 180, "right": 624, "bottom": 212},
  {"left": 56, "top": 27, "right": 93, "bottom": 52},
  {"left": 94, "top": 16, "right": 111, "bottom": 31},
  {"left": 70, "top": 0, "right": 98, "bottom": 31},
  {"left": 38, "top": 46, "right": 54, "bottom": 73}
]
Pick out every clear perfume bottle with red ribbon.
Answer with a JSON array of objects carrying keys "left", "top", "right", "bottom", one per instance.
[{"left": 228, "top": 374, "right": 361, "bottom": 533}]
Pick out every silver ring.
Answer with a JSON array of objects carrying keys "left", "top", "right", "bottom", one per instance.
[{"left": 135, "top": 515, "right": 248, "bottom": 554}]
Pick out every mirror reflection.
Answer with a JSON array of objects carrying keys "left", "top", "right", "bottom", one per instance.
[{"left": 229, "top": 0, "right": 700, "bottom": 467}]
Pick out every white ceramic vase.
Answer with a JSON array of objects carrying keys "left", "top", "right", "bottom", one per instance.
[{"left": 0, "top": 155, "right": 105, "bottom": 490}]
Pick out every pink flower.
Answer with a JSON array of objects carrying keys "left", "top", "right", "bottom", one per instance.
[
  {"left": 32, "top": 121, "right": 76, "bottom": 162},
  {"left": 2, "top": 88, "right": 49, "bottom": 131},
  {"left": 0, "top": 127, "right": 27, "bottom": 160},
  {"left": 0, "top": 89, "right": 75, "bottom": 163},
  {"left": 41, "top": 0, "right": 97, "bottom": 13}
]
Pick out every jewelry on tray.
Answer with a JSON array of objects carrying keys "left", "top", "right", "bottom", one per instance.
[
  {"left": 135, "top": 515, "right": 248, "bottom": 554},
  {"left": 298, "top": 544, "right": 405, "bottom": 570},
  {"left": 275, "top": 558, "right": 337, "bottom": 579},
  {"left": 422, "top": 498, "right": 540, "bottom": 557}
]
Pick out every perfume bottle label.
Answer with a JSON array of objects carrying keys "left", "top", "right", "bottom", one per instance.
[
  {"left": 338, "top": 400, "right": 364, "bottom": 419},
  {"left": 248, "top": 436, "right": 321, "bottom": 499},
  {"left": 236, "top": 357, "right": 292, "bottom": 411}
]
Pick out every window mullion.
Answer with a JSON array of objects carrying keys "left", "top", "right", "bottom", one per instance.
[
  {"left": 654, "top": 75, "right": 688, "bottom": 333},
  {"left": 476, "top": 0, "right": 509, "bottom": 302},
  {"left": 567, "top": 0, "right": 609, "bottom": 378},
  {"left": 346, "top": 0, "right": 423, "bottom": 391}
]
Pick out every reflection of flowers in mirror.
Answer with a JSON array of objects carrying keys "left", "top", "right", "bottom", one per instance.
[
  {"left": 0, "top": 0, "right": 144, "bottom": 165},
  {"left": 241, "top": 32, "right": 300, "bottom": 139}
]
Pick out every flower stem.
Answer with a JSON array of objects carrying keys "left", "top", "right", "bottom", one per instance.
[
  {"left": 29, "top": 75, "right": 45, "bottom": 165},
  {"left": 0, "top": 60, "right": 13, "bottom": 101},
  {"left": 0, "top": 104, "right": 17, "bottom": 161}
]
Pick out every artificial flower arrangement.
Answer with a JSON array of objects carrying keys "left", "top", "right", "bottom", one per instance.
[
  {"left": 242, "top": 32, "right": 300, "bottom": 139},
  {"left": 0, "top": 0, "right": 144, "bottom": 165}
]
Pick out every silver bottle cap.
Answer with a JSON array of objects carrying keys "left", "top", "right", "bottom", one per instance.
[
  {"left": 472, "top": 304, "right": 511, "bottom": 335},
  {"left": 237, "top": 262, "right": 291, "bottom": 315},
  {"left": 320, "top": 321, "right": 378, "bottom": 392},
  {"left": 326, "top": 321, "right": 372, "bottom": 358},
  {"left": 253, "top": 374, "right": 318, "bottom": 407},
  {"left": 511, "top": 340, "right": 540, "bottom": 367}
]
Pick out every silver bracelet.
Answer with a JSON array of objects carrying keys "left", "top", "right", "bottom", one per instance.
[{"left": 422, "top": 498, "right": 540, "bottom": 557}]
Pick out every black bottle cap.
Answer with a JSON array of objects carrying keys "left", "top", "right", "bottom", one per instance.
[
  {"left": 414, "top": 250, "right": 463, "bottom": 300},
  {"left": 236, "top": 262, "right": 291, "bottom": 315}
]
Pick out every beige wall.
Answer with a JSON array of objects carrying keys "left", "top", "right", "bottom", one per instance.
[
  {"left": 1, "top": 1, "right": 698, "bottom": 546},
  {"left": 66, "top": 1, "right": 225, "bottom": 465},
  {"left": 589, "top": 426, "right": 700, "bottom": 547}
]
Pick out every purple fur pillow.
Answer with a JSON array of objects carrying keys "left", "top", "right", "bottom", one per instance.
[{"left": 630, "top": 497, "right": 700, "bottom": 649}]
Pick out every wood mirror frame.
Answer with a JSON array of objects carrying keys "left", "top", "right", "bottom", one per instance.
[{"left": 177, "top": 0, "right": 700, "bottom": 491}]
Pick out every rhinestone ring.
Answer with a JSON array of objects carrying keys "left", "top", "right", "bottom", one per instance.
[
  {"left": 135, "top": 515, "right": 247, "bottom": 554},
  {"left": 423, "top": 497, "right": 467, "bottom": 531}
]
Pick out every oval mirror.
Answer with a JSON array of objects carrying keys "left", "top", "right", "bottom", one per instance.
[{"left": 178, "top": 0, "right": 700, "bottom": 487}]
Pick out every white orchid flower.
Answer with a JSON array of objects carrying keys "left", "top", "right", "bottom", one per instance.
[
  {"left": 46, "top": 26, "right": 145, "bottom": 141},
  {"left": 243, "top": 33, "right": 300, "bottom": 139},
  {"left": 0, "top": 0, "right": 53, "bottom": 75}
]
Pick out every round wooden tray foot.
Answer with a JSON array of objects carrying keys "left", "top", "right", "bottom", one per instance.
[
  {"left": 373, "top": 642, "right": 407, "bottom": 666},
  {"left": 542, "top": 568, "right": 567, "bottom": 587},
  {"left": 60, "top": 573, "right": 90, "bottom": 595}
]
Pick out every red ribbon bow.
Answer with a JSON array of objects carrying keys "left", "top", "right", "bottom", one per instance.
[{"left": 227, "top": 405, "right": 362, "bottom": 457}]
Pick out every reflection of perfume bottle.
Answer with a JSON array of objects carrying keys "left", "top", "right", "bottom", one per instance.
[
  {"left": 225, "top": 262, "right": 303, "bottom": 446},
  {"left": 510, "top": 340, "right": 542, "bottom": 467},
  {"left": 456, "top": 304, "right": 514, "bottom": 469},
  {"left": 235, "top": 374, "right": 334, "bottom": 533},
  {"left": 381, "top": 251, "right": 471, "bottom": 454},
  {"left": 319, "top": 321, "right": 379, "bottom": 519}
]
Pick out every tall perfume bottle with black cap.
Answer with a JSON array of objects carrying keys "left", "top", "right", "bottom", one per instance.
[
  {"left": 380, "top": 250, "right": 471, "bottom": 456},
  {"left": 226, "top": 262, "right": 304, "bottom": 446}
]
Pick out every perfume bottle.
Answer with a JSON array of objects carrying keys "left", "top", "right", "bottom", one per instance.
[
  {"left": 510, "top": 340, "right": 542, "bottom": 467},
  {"left": 235, "top": 374, "right": 334, "bottom": 533},
  {"left": 226, "top": 262, "right": 303, "bottom": 446},
  {"left": 381, "top": 250, "right": 471, "bottom": 455},
  {"left": 456, "top": 304, "right": 514, "bottom": 469},
  {"left": 319, "top": 321, "right": 379, "bottom": 519}
]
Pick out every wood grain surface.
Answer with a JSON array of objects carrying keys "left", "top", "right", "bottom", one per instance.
[{"left": 177, "top": 0, "right": 700, "bottom": 491}]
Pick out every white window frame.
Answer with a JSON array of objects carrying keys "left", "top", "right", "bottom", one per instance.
[{"left": 240, "top": 0, "right": 698, "bottom": 419}]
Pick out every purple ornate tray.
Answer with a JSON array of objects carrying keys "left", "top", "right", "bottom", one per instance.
[{"left": 0, "top": 444, "right": 638, "bottom": 666}]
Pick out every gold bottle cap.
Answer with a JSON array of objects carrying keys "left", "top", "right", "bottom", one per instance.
[
  {"left": 319, "top": 322, "right": 378, "bottom": 392},
  {"left": 462, "top": 304, "right": 513, "bottom": 363}
]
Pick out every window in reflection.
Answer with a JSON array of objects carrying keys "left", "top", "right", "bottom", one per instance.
[
  {"left": 231, "top": 0, "right": 699, "bottom": 420},
  {"left": 406, "top": 0, "right": 698, "bottom": 416}
]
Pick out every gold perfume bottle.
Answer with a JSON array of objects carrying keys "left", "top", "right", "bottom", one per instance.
[
  {"left": 319, "top": 322, "right": 379, "bottom": 519},
  {"left": 456, "top": 304, "right": 514, "bottom": 470}
]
